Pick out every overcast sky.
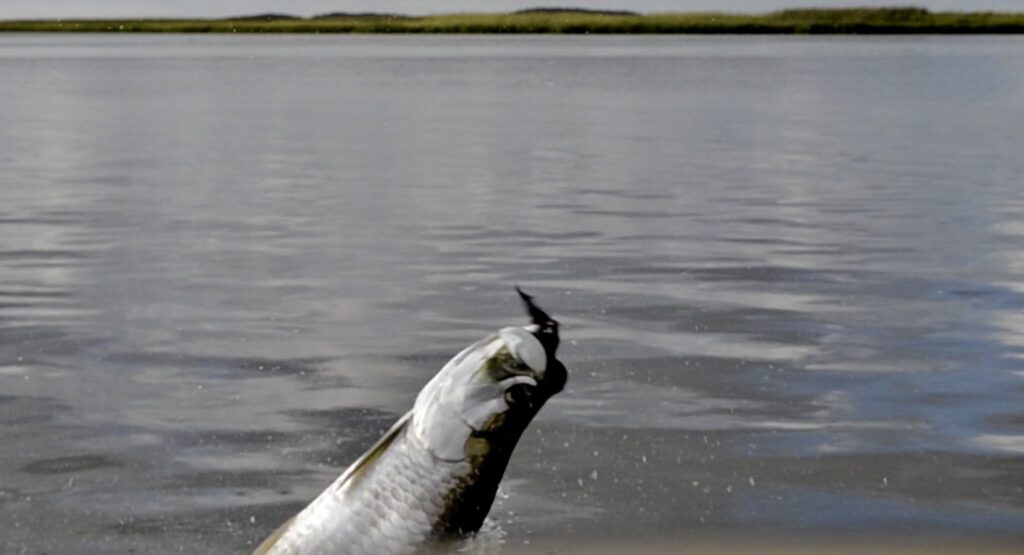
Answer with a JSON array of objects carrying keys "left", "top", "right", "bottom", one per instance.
[{"left": 2, "top": 1, "right": 1022, "bottom": 19}]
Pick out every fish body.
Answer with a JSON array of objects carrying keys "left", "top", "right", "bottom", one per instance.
[
  {"left": 255, "top": 412, "right": 466, "bottom": 555},
  {"left": 255, "top": 291, "right": 566, "bottom": 555}
]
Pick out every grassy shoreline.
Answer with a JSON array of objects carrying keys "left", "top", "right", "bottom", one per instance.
[{"left": 2, "top": 8, "right": 1024, "bottom": 34}]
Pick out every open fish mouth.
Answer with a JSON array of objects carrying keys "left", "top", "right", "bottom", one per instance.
[{"left": 512, "top": 286, "right": 567, "bottom": 396}]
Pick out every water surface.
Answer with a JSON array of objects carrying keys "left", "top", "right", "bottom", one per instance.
[{"left": 1, "top": 35, "right": 1023, "bottom": 554}]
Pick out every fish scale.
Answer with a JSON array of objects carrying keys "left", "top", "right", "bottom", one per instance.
[{"left": 260, "top": 417, "right": 468, "bottom": 555}]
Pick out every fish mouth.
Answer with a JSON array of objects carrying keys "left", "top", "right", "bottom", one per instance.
[
  {"left": 505, "top": 284, "right": 569, "bottom": 411},
  {"left": 537, "top": 358, "right": 567, "bottom": 396},
  {"left": 466, "top": 289, "right": 567, "bottom": 437},
  {"left": 515, "top": 286, "right": 567, "bottom": 398}
]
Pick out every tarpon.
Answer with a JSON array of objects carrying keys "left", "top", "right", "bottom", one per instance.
[{"left": 254, "top": 289, "right": 567, "bottom": 555}]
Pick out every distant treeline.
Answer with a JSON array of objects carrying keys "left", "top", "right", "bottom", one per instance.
[{"left": 2, "top": 8, "right": 1024, "bottom": 34}]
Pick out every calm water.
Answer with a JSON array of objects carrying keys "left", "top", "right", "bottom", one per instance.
[{"left": 1, "top": 35, "right": 1023, "bottom": 554}]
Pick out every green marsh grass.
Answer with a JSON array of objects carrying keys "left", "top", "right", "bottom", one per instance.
[{"left": 2, "top": 8, "right": 1023, "bottom": 34}]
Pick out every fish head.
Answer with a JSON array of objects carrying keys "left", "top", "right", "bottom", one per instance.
[{"left": 411, "top": 289, "right": 566, "bottom": 462}]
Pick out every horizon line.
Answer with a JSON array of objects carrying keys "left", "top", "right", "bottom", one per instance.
[{"left": 5, "top": 6, "right": 1024, "bottom": 22}]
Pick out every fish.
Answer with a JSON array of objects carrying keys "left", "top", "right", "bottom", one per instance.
[{"left": 254, "top": 289, "right": 567, "bottom": 555}]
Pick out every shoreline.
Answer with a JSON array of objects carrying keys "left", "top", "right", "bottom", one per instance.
[{"left": 2, "top": 8, "right": 1024, "bottom": 34}]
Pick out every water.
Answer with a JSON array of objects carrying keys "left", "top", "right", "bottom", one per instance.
[{"left": 1, "top": 35, "right": 1023, "bottom": 554}]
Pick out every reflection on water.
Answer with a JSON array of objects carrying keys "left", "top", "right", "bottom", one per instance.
[{"left": 1, "top": 35, "right": 1024, "bottom": 553}]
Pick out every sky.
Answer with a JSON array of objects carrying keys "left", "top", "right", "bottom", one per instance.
[{"left": 2, "top": 0, "right": 1022, "bottom": 19}]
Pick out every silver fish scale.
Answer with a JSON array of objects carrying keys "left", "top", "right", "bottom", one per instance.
[{"left": 260, "top": 423, "right": 470, "bottom": 555}]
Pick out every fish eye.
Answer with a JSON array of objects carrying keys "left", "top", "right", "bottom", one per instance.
[{"left": 504, "top": 383, "right": 532, "bottom": 405}]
